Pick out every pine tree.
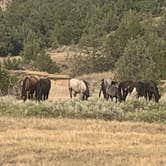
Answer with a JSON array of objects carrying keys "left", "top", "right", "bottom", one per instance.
[{"left": 115, "top": 36, "right": 158, "bottom": 80}]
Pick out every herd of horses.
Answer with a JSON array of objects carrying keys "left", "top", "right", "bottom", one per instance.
[
  {"left": 21, "top": 76, "right": 161, "bottom": 103},
  {"left": 99, "top": 79, "right": 160, "bottom": 103}
]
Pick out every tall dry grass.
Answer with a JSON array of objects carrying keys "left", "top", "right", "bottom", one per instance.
[{"left": 0, "top": 117, "right": 166, "bottom": 165}]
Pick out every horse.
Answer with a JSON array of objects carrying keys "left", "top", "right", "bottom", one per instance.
[
  {"left": 118, "top": 80, "right": 135, "bottom": 101},
  {"left": 135, "top": 80, "right": 160, "bottom": 102},
  {"left": 21, "top": 76, "right": 38, "bottom": 101},
  {"left": 68, "top": 78, "right": 90, "bottom": 100},
  {"left": 106, "top": 82, "right": 120, "bottom": 102},
  {"left": 99, "top": 79, "right": 113, "bottom": 99},
  {"left": 35, "top": 77, "right": 51, "bottom": 101}
]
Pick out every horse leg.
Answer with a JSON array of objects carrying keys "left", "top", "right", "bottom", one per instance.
[
  {"left": 106, "top": 94, "right": 109, "bottom": 101},
  {"left": 99, "top": 88, "right": 102, "bottom": 98},
  {"left": 82, "top": 94, "right": 85, "bottom": 100},
  {"left": 81, "top": 93, "right": 84, "bottom": 100},
  {"left": 110, "top": 96, "right": 113, "bottom": 102},
  {"left": 144, "top": 93, "right": 148, "bottom": 101},
  {"left": 115, "top": 97, "right": 117, "bottom": 103},
  {"left": 28, "top": 91, "right": 31, "bottom": 100},
  {"left": 148, "top": 92, "right": 153, "bottom": 101},
  {"left": 69, "top": 88, "right": 72, "bottom": 98},
  {"left": 31, "top": 89, "right": 35, "bottom": 100},
  {"left": 73, "top": 91, "right": 77, "bottom": 97},
  {"left": 45, "top": 93, "right": 49, "bottom": 100}
]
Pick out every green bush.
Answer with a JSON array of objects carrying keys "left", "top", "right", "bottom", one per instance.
[
  {"left": 0, "top": 66, "right": 19, "bottom": 95},
  {"left": 115, "top": 36, "right": 158, "bottom": 80},
  {"left": 3, "top": 57, "right": 23, "bottom": 70},
  {"left": 67, "top": 48, "right": 110, "bottom": 76},
  {"left": 34, "top": 50, "right": 60, "bottom": 74}
]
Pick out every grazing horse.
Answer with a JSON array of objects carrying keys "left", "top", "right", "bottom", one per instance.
[
  {"left": 118, "top": 80, "right": 135, "bottom": 101},
  {"left": 106, "top": 82, "right": 120, "bottom": 102},
  {"left": 99, "top": 79, "right": 112, "bottom": 99},
  {"left": 135, "top": 80, "right": 160, "bottom": 102},
  {"left": 21, "top": 76, "right": 38, "bottom": 101},
  {"left": 35, "top": 77, "right": 51, "bottom": 101},
  {"left": 69, "top": 78, "right": 90, "bottom": 100}
]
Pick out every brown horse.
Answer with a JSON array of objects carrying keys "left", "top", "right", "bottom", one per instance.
[{"left": 21, "top": 76, "right": 38, "bottom": 101}]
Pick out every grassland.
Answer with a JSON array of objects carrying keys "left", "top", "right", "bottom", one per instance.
[
  {"left": 1, "top": 96, "right": 166, "bottom": 165},
  {"left": 0, "top": 117, "right": 166, "bottom": 166}
]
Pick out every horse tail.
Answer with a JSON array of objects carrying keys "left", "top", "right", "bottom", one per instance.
[
  {"left": 21, "top": 77, "right": 29, "bottom": 100},
  {"left": 82, "top": 80, "right": 89, "bottom": 99},
  {"left": 152, "top": 81, "right": 160, "bottom": 102},
  {"left": 69, "top": 87, "right": 72, "bottom": 98},
  {"left": 68, "top": 79, "right": 72, "bottom": 98}
]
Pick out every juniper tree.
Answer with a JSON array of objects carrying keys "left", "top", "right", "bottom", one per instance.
[{"left": 115, "top": 36, "right": 158, "bottom": 80}]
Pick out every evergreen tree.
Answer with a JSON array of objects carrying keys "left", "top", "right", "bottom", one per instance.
[{"left": 115, "top": 36, "right": 158, "bottom": 80}]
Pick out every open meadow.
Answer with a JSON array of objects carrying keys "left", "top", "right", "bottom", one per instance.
[
  {"left": 0, "top": 96, "right": 166, "bottom": 165},
  {"left": 0, "top": 117, "right": 166, "bottom": 166}
]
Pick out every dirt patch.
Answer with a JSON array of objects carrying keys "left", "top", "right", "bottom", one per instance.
[{"left": 49, "top": 79, "right": 70, "bottom": 100}]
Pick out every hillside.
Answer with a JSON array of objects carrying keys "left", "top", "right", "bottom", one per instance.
[{"left": 0, "top": 0, "right": 166, "bottom": 79}]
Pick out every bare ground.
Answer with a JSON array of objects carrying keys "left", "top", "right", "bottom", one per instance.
[{"left": 0, "top": 117, "right": 166, "bottom": 166}]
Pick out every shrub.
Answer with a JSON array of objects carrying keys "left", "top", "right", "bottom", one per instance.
[
  {"left": 3, "top": 57, "right": 23, "bottom": 70},
  {"left": 115, "top": 36, "right": 158, "bottom": 80},
  {"left": 0, "top": 65, "right": 19, "bottom": 95},
  {"left": 34, "top": 50, "right": 60, "bottom": 74},
  {"left": 67, "top": 48, "right": 110, "bottom": 76},
  {"left": 0, "top": 96, "right": 166, "bottom": 124}
]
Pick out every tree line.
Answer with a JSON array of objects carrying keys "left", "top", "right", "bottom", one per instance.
[{"left": 0, "top": 0, "right": 166, "bottom": 79}]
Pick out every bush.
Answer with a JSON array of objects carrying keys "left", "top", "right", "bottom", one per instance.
[
  {"left": 67, "top": 48, "right": 110, "bottom": 76},
  {"left": 115, "top": 36, "right": 158, "bottom": 80},
  {"left": 3, "top": 57, "right": 23, "bottom": 70},
  {"left": 0, "top": 65, "right": 19, "bottom": 95},
  {"left": 34, "top": 50, "right": 60, "bottom": 74},
  {"left": 0, "top": 96, "right": 166, "bottom": 124}
]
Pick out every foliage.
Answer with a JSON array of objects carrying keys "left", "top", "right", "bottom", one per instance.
[
  {"left": 3, "top": 57, "right": 23, "bottom": 70},
  {"left": 0, "top": 96, "right": 166, "bottom": 124},
  {"left": 67, "top": 47, "right": 111, "bottom": 76},
  {"left": 34, "top": 50, "right": 59, "bottom": 74},
  {"left": 115, "top": 36, "right": 158, "bottom": 80},
  {"left": 0, "top": 65, "right": 18, "bottom": 95},
  {"left": 0, "top": 0, "right": 166, "bottom": 77},
  {"left": 103, "top": 10, "right": 144, "bottom": 67}
]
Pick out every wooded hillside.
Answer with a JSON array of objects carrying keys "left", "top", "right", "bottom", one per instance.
[{"left": 0, "top": 0, "right": 166, "bottom": 79}]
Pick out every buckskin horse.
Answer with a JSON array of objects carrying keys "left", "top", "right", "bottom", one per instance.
[{"left": 68, "top": 78, "right": 90, "bottom": 100}]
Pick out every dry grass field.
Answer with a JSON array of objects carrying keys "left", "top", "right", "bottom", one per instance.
[{"left": 0, "top": 117, "right": 166, "bottom": 166}]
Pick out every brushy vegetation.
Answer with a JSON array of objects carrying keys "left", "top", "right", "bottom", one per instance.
[
  {"left": 0, "top": 66, "right": 19, "bottom": 95},
  {"left": 0, "top": 96, "right": 166, "bottom": 124},
  {"left": 3, "top": 57, "right": 23, "bottom": 70}
]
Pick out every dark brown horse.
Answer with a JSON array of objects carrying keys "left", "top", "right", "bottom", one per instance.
[
  {"left": 35, "top": 77, "right": 51, "bottom": 101},
  {"left": 21, "top": 76, "right": 38, "bottom": 101}
]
